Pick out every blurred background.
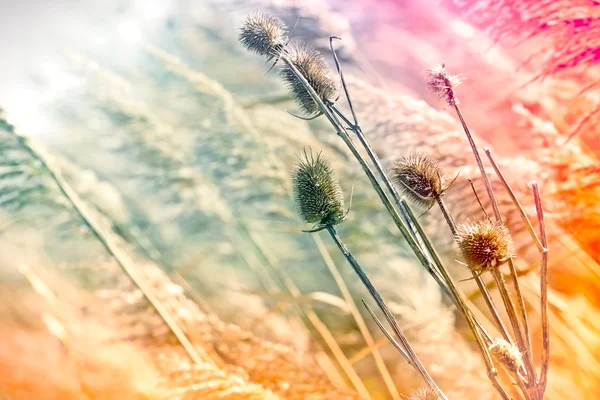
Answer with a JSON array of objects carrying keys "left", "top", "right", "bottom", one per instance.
[{"left": 1, "top": 0, "right": 599, "bottom": 399}]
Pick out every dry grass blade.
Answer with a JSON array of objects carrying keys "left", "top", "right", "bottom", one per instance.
[{"left": 532, "top": 182, "right": 550, "bottom": 390}]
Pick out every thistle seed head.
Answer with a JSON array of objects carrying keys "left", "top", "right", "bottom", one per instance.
[
  {"left": 426, "top": 64, "right": 462, "bottom": 106},
  {"left": 456, "top": 220, "right": 515, "bottom": 274},
  {"left": 239, "top": 12, "right": 287, "bottom": 58},
  {"left": 391, "top": 154, "right": 444, "bottom": 208},
  {"left": 292, "top": 150, "right": 345, "bottom": 227},
  {"left": 280, "top": 42, "right": 338, "bottom": 117},
  {"left": 489, "top": 338, "right": 523, "bottom": 373},
  {"left": 409, "top": 388, "right": 441, "bottom": 400}
]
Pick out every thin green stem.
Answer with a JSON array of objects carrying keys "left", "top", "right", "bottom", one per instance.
[
  {"left": 243, "top": 224, "right": 372, "bottom": 399},
  {"left": 311, "top": 233, "right": 401, "bottom": 400},
  {"left": 326, "top": 225, "right": 447, "bottom": 400}
]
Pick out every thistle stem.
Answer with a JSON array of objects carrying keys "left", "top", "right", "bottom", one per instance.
[
  {"left": 532, "top": 182, "right": 549, "bottom": 391},
  {"left": 325, "top": 225, "right": 447, "bottom": 400},
  {"left": 451, "top": 104, "right": 501, "bottom": 219}
]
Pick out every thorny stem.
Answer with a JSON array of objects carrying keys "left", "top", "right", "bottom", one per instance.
[
  {"left": 326, "top": 225, "right": 447, "bottom": 400},
  {"left": 451, "top": 102, "right": 536, "bottom": 386},
  {"left": 532, "top": 182, "right": 549, "bottom": 392}
]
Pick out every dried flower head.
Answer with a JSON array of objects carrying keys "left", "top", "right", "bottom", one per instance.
[
  {"left": 292, "top": 150, "right": 346, "bottom": 229},
  {"left": 280, "top": 42, "right": 338, "bottom": 117},
  {"left": 239, "top": 12, "right": 287, "bottom": 58},
  {"left": 391, "top": 154, "right": 444, "bottom": 208},
  {"left": 489, "top": 338, "right": 523, "bottom": 373},
  {"left": 426, "top": 64, "right": 462, "bottom": 106},
  {"left": 409, "top": 388, "right": 440, "bottom": 400},
  {"left": 456, "top": 220, "right": 515, "bottom": 274}
]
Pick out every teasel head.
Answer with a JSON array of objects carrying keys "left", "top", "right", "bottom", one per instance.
[
  {"left": 426, "top": 64, "right": 462, "bottom": 106},
  {"left": 391, "top": 154, "right": 448, "bottom": 209},
  {"left": 409, "top": 388, "right": 441, "bottom": 400},
  {"left": 238, "top": 12, "right": 288, "bottom": 58},
  {"left": 279, "top": 42, "right": 338, "bottom": 118},
  {"left": 489, "top": 338, "right": 523, "bottom": 373},
  {"left": 292, "top": 150, "right": 347, "bottom": 232},
  {"left": 455, "top": 220, "right": 516, "bottom": 275}
]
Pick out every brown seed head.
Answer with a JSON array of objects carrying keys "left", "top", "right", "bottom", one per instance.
[
  {"left": 426, "top": 64, "right": 462, "bottom": 106},
  {"left": 391, "top": 154, "right": 444, "bottom": 208},
  {"left": 279, "top": 42, "right": 338, "bottom": 117},
  {"left": 409, "top": 388, "right": 441, "bottom": 400},
  {"left": 239, "top": 12, "right": 287, "bottom": 58},
  {"left": 489, "top": 338, "right": 523, "bottom": 373},
  {"left": 456, "top": 220, "right": 515, "bottom": 274}
]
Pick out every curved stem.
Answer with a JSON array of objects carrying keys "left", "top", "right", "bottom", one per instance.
[
  {"left": 326, "top": 225, "right": 447, "bottom": 400},
  {"left": 532, "top": 182, "right": 549, "bottom": 391}
]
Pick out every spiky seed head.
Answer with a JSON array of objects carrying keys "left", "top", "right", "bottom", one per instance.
[
  {"left": 391, "top": 154, "right": 444, "bottom": 208},
  {"left": 279, "top": 42, "right": 338, "bottom": 117},
  {"left": 489, "top": 338, "right": 522, "bottom": 373},
  {"left": 409, "top": 388, "right": 441, "bottom": 400},
  {"left": 292, "top": 150, "right": 345, "bottom": 227},
  {"left": 456, "top": 220, "right": 515, "bottom": 274},
  {"left": 239, "top": 12, "right": 287, "bottom": 58},
  {"left": 426, "top": 64, "right": 462, "bottom": 106}
]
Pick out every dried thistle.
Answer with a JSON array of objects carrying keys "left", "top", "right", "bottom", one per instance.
[
  {"left": 426, "top": 64, "right": 462, "bottom": 106},
  {"left": 238, "top": 12, "right": 287, "bottom": 58},
  {"left": 456, "top": 220, "right": 515, "bottom": 274},
  {"left": 292, "top": 150, "right": 346, "bottom": 230},
  {"left": 489, "top": 338, "right": 523, "bottom": 373},
  {"left": 409, "top": 387, "right": 441, "bottom": 400},
  {"left": 391, "top": 154, "right": 445, "bottom": 208},
  {"left": 280, "top": 42, "right": 338, "bottom": 117}
]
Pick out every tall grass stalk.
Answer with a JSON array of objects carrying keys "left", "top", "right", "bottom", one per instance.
[{"left": 5, "top": 128, "right": 212, "bottom": 367}]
